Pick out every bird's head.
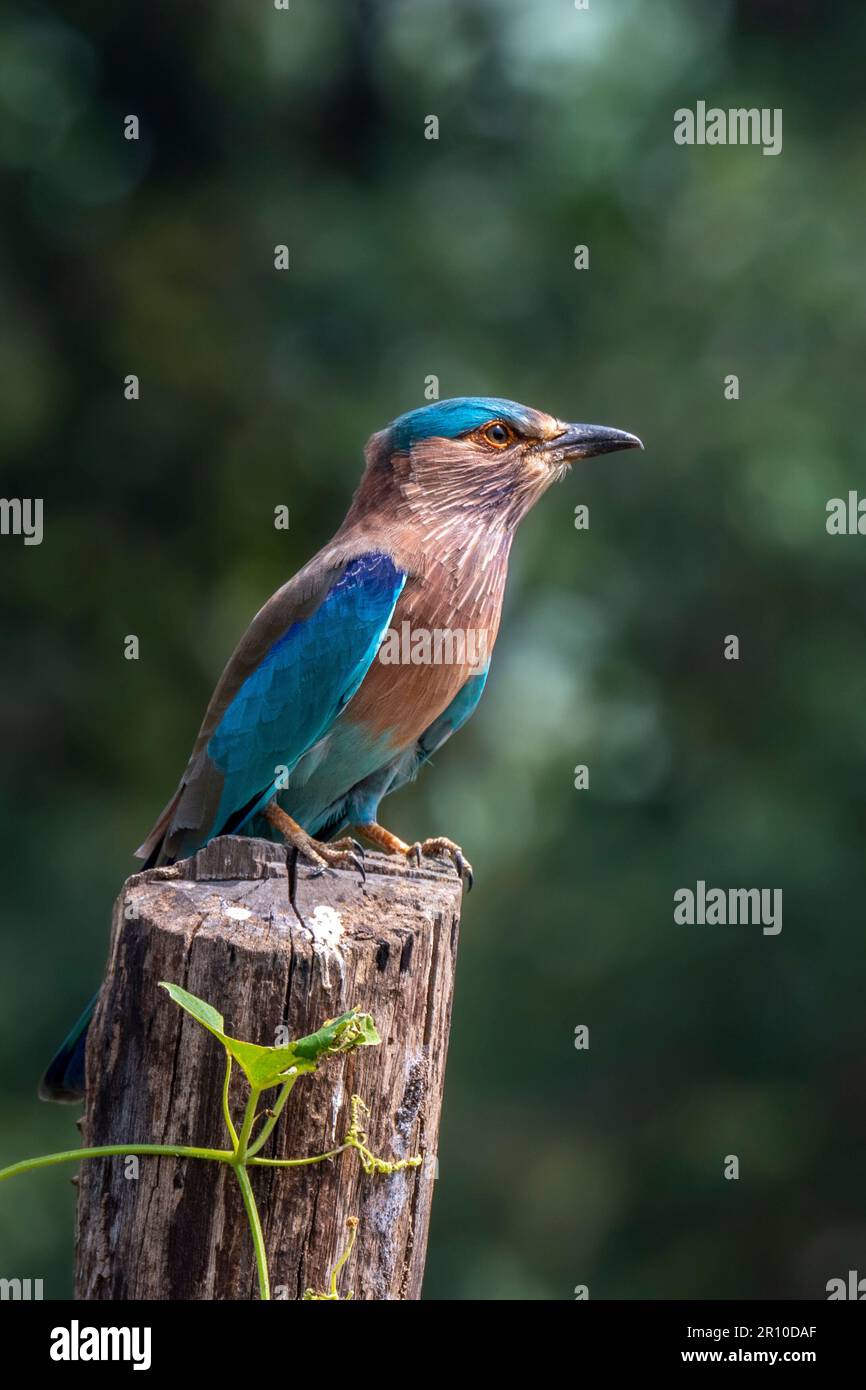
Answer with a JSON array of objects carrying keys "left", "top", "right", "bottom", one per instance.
[{"left": 358, "top": 396, "right": 642, "bottom": 531}]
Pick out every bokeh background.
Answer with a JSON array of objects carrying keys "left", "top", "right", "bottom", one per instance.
[{"left": 2, "top": 0, "right": 865, "bottom": 1300}]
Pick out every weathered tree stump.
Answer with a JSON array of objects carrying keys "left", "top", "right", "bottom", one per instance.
[{"left": 74, "top": 836, "right": 463, "bottom": 1300}]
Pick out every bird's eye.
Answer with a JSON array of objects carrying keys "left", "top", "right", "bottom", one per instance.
[{"left": 481, "top": 422, "right": 513, "bottom": 448}]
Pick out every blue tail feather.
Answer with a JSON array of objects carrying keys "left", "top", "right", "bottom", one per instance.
[{"left": 39, "top": 994, "right": 97, "bottom": 1103}]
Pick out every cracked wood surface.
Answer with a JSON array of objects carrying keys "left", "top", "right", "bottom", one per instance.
[{"left": 73, "top": 836, "right": 463, "bottom": 1300}]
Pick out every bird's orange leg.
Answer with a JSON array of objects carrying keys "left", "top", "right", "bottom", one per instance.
[
  {"left": 264, "top": 803, "right": 365, "bottom": 880},
  {"left": 356, "top": 821, "right": 473, "bottom": 890}
]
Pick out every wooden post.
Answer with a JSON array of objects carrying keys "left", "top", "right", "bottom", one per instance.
[{"left": 73, "top": 836, "right": 463, "bottom": 1301}]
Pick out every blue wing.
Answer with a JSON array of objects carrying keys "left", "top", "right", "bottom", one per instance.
[
  {"left": 416, "top": 667, "right": 489, "bottom": 763},
  {"left": 139, "top": 551, "right": 406, "bottom": 863}
]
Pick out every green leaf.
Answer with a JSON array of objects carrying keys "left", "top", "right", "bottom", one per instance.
[
  {"left": 159, "top": 982, "right": 226, "bottom": 1037},
  {"left": 159, "top": 982, "right": 287, "bottom": 1088},
  {"left": 159, "top": 985, "right": 380, "bottom": 1092}
]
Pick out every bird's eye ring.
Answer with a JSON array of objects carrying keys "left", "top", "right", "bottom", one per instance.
[{"left": 481, "top": 422, "right": 513, "bottom": 448}]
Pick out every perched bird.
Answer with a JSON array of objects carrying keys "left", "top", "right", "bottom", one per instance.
[{"left": 41, "top": 397, "right": 641, "bottom": 1100}]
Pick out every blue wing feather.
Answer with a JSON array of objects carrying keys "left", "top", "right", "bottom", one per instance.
[{"left": 204, "top": 552, "right": 406, "bottom": 841}]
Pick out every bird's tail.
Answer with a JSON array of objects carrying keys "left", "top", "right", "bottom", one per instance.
[
  {"left": 38, "top": 993, "right": 97, "bottom": 1103},
  {"left": 135, "top": 785, "right": 184, "bottom": 868}
]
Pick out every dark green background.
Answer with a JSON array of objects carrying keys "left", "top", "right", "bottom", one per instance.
[{"left": 2, "top": 0, "right": 865, "bottom": 1299}]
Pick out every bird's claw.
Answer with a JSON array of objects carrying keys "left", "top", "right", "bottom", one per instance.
[
  {"left": 324, "top": 837, "right": 366, "bottom": 882},
  {"left": 265, "top": 806, "right": 366, "bottom": 888},
  {"left": 331, "top": 836, "right": 365, "bottom": 858},
  {"left": 453, "top": 850, "right": 474, "bottom": 892},
  {"left": 343, "top": 852, "right": 366, "bottom": 882},
  {"left": 406, "top": 837, "right": 473, "bottom": 890},
  {"left": 313, "top": 848, "right": 366, "bottom": 883}
]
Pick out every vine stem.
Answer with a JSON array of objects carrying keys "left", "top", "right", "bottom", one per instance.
[
  {"left": 0, "top": 1144, "right": 233, "bottom": 1182},
  {"left": 233, "top": 1164, "right": 270, "bottom": 1300},
  {"left": 246, "top": 1075, "right": 298, "bottom": 1158},
  {"left": 234, "top": 1087, "right": 261, "bottom": 1164},
  {"left": 221, "top": 1052, "right": 239, "bottom": 1148},
  {"left": 250, "top": 1144, "right": 348, "bottom": 1168},
  {"left": 328, "top": 1217, "right": 358, "bottom": 1296}
]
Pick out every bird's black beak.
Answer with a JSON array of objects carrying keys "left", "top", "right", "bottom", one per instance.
[{"left": 545, "top": 423, "right": 644, "bottom": 460}]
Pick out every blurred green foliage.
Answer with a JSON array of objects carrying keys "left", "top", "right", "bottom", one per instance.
[{"left": 1, "top": 0, "right": 865, "bottom": 1300}]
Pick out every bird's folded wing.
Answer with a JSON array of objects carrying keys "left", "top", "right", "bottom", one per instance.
[
  {"left": 416, "top": 666, "right": 489, "bottom": 760},
  {"left": 377, "top": 665, "right": 491, "bottom": 806},
  {"left": 136, "top": 551, "right": 406, "bottom": 864}
]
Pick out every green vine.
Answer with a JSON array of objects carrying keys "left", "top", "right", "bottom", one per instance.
[
  {"left": 303, "top": 1216, "right": 359, "bottom": 1300},
  {"left": 0, "top": 982, "right": 421, "bottom": 1300}
]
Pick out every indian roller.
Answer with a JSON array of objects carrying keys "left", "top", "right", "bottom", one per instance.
[{"left": 41, "top": 397, "right": 641, "bottom": 1100}]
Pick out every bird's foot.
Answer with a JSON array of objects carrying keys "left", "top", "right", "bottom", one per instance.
[
  {"left": 357, "top": 822, "right": 473, "bottom": 890},
  {"left": 264, "top": 803, "right": 365, "bottom": 880},
  {"left": 409, "top": 836, "right": 474, "bottom": 891}
]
